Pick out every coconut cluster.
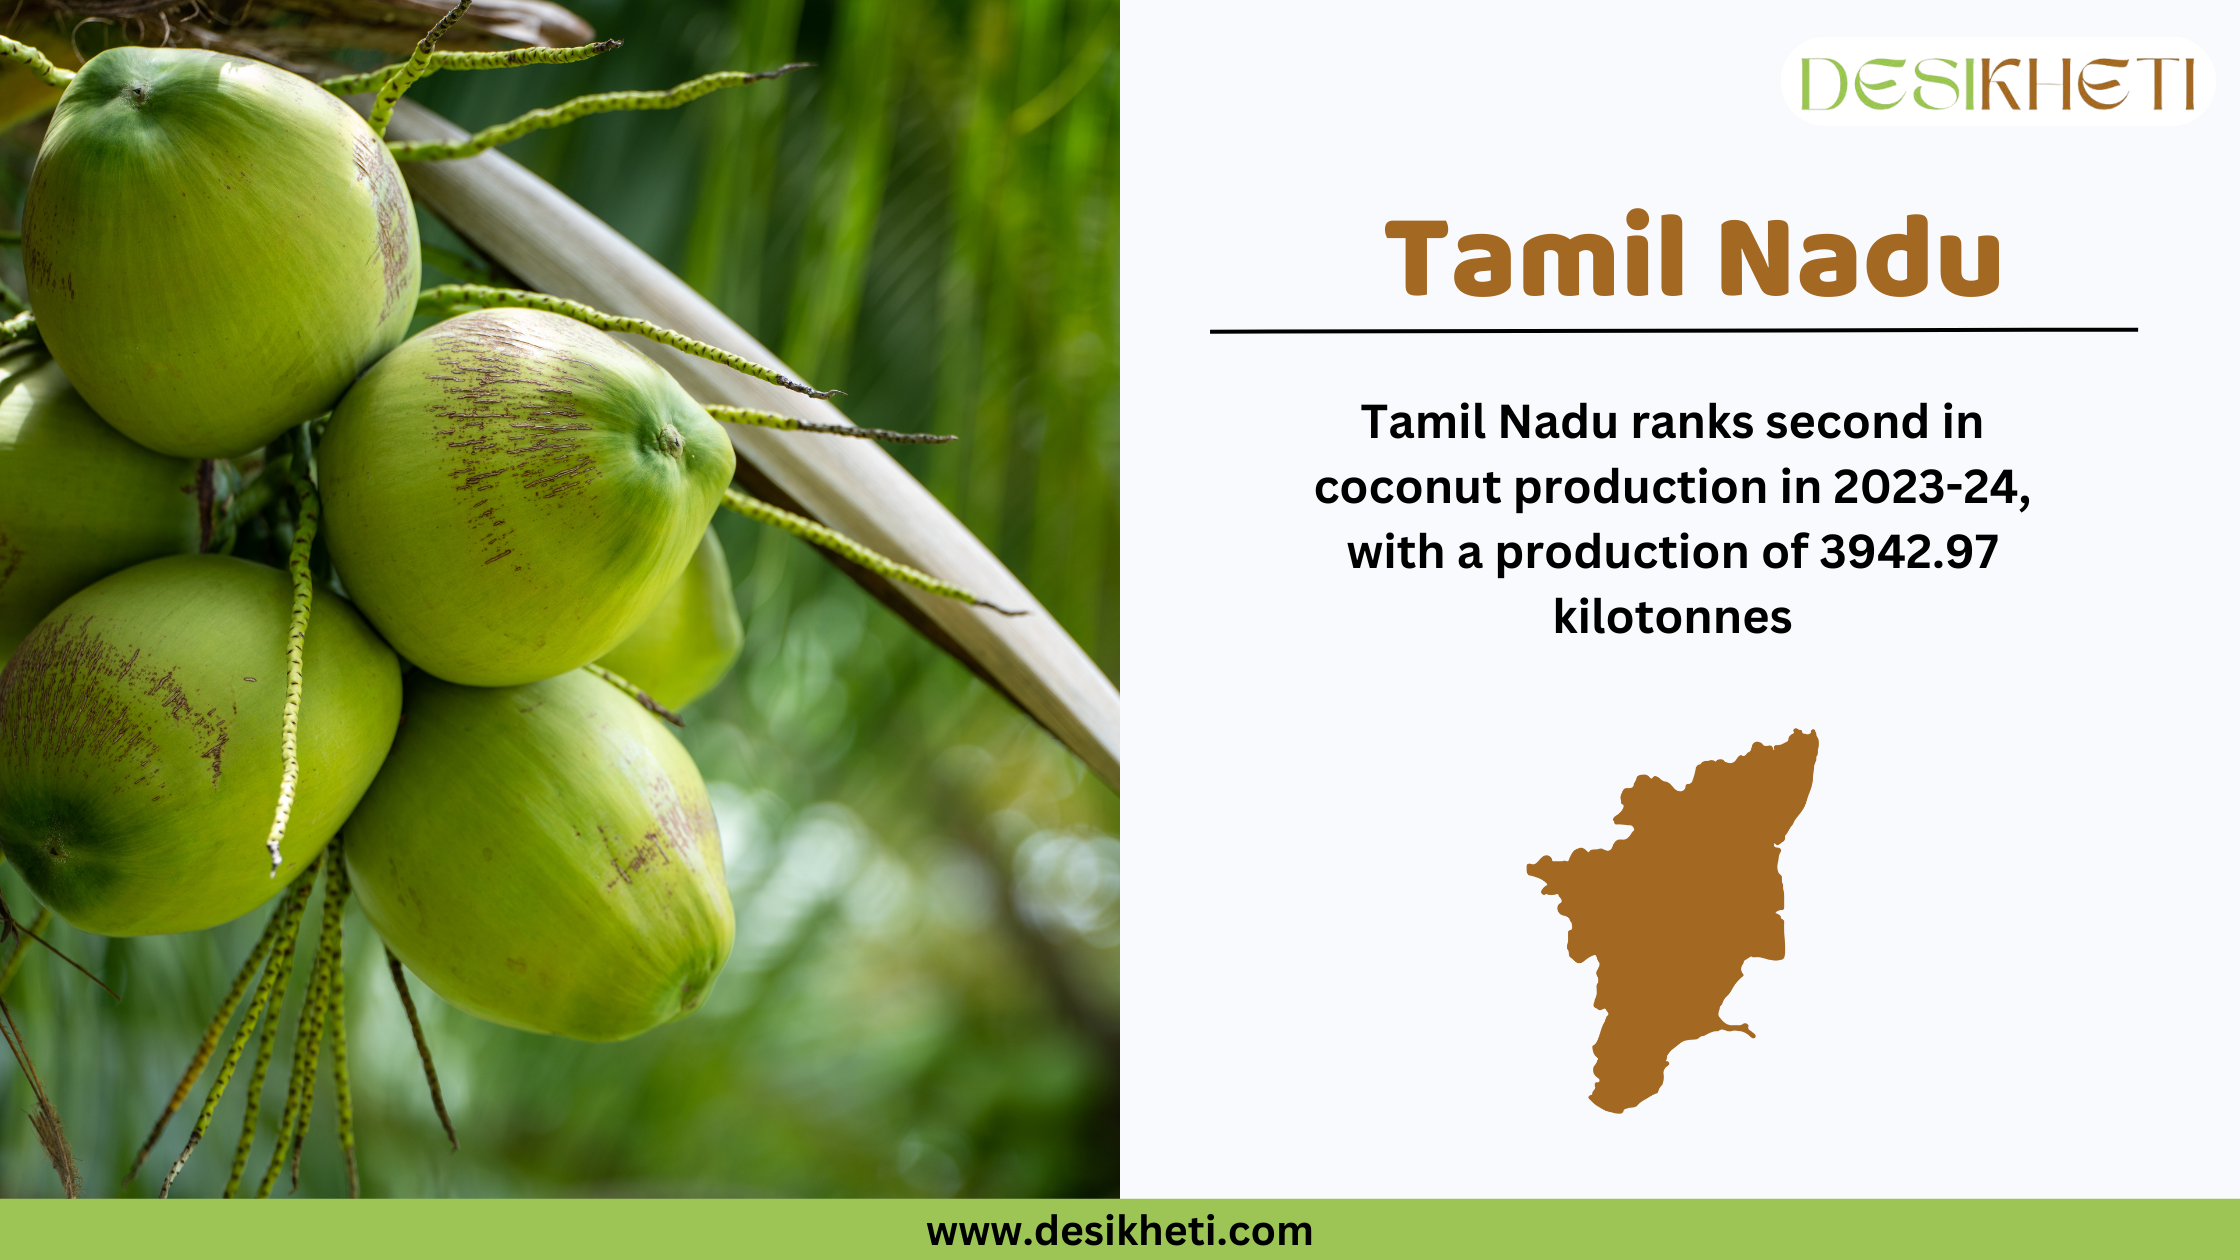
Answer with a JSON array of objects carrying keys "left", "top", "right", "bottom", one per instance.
[{"left": 0, "top": 45, "right": 746, "bottom": 1043}]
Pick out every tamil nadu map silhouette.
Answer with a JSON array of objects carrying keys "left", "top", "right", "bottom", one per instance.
[{"left": 1527, "top": 730, "right": 1819, "bottom": 1113}]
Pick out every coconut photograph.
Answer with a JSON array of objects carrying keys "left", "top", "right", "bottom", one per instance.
[{"left": 0, "top": 0, "right": 1117, "bottom": 1198}]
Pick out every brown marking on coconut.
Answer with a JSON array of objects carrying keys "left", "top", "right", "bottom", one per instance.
[
  {"left": 18, "top": 197, "right": 71, "bottom": 302},
  {"left": 413, "top": 315, "right": 617, "bottom": 570},
  {"left": 590, "top": 813, "right": 677, "bottom": 892},
  {"left": 0, "top": 615, "right": 232, "bottom": 806},
  {"left": 594, "top": 823, "right": 634, "bottom": 889},
  {"left": 351, "top": 131, "right": 414, "bottom": 319},
  {"left": 134, "top": 664, "right": 228, "bottom": 785},
  {"left": 524, "top": 459, "right": 595, "bottom": 496},
  {"left": 199, "top": 728, "right": 228, "bottom": 785},
  {"left": 638, "top": 763, "right": 716, "bottom": 869}
]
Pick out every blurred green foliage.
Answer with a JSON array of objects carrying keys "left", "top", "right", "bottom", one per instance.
[{"left": 0, "top": 0, "right": 1117, "bottom": 1198}]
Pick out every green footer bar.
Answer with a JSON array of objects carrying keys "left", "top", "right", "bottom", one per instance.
[{"left": 0, "top": 1199, "right": 2229, "bottom": 1258}]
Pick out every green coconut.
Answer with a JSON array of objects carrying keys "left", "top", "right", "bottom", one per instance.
[
  {"left": 0, "top": 348, "right": 199, "bottom": 658},
  {"left": 595, "top": 526, "right": 744, "bottom": 710},
  {"left": 321, "top": 307, "right": 735, "bottom": 687},
  {"left": 23, "top": 46, "right": 418, "bottom": 457},
  {"left": 0, "top": 554, "right": 401, "bottom": 936},
  {"left": 346, "top": 668, "right": 733, "bottom": 1042}
]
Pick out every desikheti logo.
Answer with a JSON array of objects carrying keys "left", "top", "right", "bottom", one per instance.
[{"left": 1786, "top": 38, "right": 2212, "bottom": 125}]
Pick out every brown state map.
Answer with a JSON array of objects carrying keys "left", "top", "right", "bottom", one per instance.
[{"left": 1527, "top": 730, "right": 1819, "bottom": 1113}]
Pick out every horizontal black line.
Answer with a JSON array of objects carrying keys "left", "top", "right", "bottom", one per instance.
[{"left": 1209, "top": 326, "right": 2138, "bottom": 335}]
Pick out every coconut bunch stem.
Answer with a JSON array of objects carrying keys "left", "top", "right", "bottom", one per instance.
[
  {"left": 160, "top": 859, "right": 320, "bottom": 1199},
  {"left": 387, "top": 949, "right": 458, "bottom": 1152},
  {"left": 129, "top": 902, "right": 286, "bottom": 1179},
  {"left": 0, "top": 34, "right": 72, "bottom": 90},
  {"left": 0, "top": 311, "right": 35, "bottom": 343},
  {"left": 325, "top": 855, "right": 360, "bottom": 1198},
  {"left": 140, "top": 844, "right": 359, "bottom": 1200},
  {"left": 721, "top": 487, "right": 1025, "bottom": 616},
  {"left": 258, "top": 843, "right": 349, "bottom": 1198},
  {"left": 322, "top": 40, "right": 624, "bottom": 97},
  {"left": 352, "top": 2, "right": 798, "bottom": 157},
  {"left": 249, "top": 892, "right": 315, "bottom": 1198},
  {"left": 386, "top": 64, "right": 811, "bottom": 163},
  {"left": 415, "top": 284, "right": 838, "bottom": 399},
  {"left": 583, "top": 663, "right": 684, "bottom": 727},
  {"left": 222, "top": 881, "right": 307, "bottom": 1198},
  {"left": 262, "top": 429, "right": 323, "bottom": 877},
  {"left": 705, "top": 404, "right": 955, "bottom": 446},
  {"left": 365, "top": 0, "right": 477, "bottom": 139}
]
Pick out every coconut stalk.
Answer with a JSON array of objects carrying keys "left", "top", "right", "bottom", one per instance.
[{"left": 384, "top": 100, "right": 1120, "bottom": 789}]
